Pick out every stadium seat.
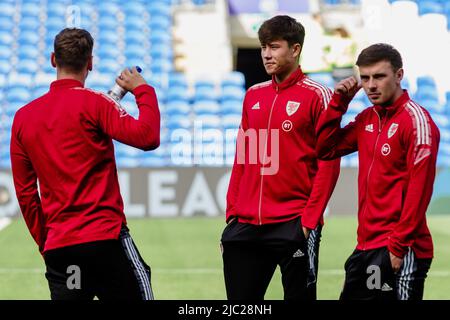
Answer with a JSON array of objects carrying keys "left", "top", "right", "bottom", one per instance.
[
  {"left": 123, "top": 2, "right": 147, "bottom": 16},
  {"left": 221, "top": 100, "right": 242, "bottom": 115},
  {"left": 0, "top": 31, "right": 14, "bottom": 46},
  {"left": 417, "top": 75, "right": 436, "bottom": 88},
  {"left": 97, "top": 58, "right": 121, "bottom": 74},
  {"left": 98, "top": 16, "right": 119, "bottom": 30},
  {"left": 0, "top": 2, "right": 15, "bottom": 17},
  {"left": 6, "top": 86, "right": 32, "bottom": 103},
  {"left": 166, "top": 115, "right": 192, "bottom": 130},
  {"left": 20, "top": 3, "right": 41, "bottom": 16},
  {"left": 220, "top": 86, "right": 245, "bottom": 102},
  {"left": 16, "top": 60, "right": 39, "bottom": 74},
  {"left": 125, "top": 44, "right": 147, "bottom": 59},
  {"left": 348, "top": 100, "right": 366, "bottom": 113},
  {"left": 193, "top": 101, "right": 221, "bottom": 115},
  {"left": 194, "top": 87, "right": 218, "bottom": 102},
  {"left": 0, "top": 16, "right": 14, "bottom": 30},
  {"left": 0, "top": 45, "right": 12, "bottom": 59},
  {"left": 33, "top": 85, "right": 49, "bottom": 98},
  {"left": 18, "top": 31, "right": 40, "bottom": 45},
  {"left": 150, "top": 57, "right": 172, "bottom": 73},
  {"left": 47, "top": 3, "right": 67, "bottom": 17},
  {"left": 17, "top": 45, "right": 40, "bottom": 60},
  {"left": 222, "top": 114, "right": 241, "bottom": 130},
  {"left": 168, "top": 72, "right": 188, "bottom": 88},
  {"left": 149, "top": 15, "right": 172, "bottom": 30},
  {"left": 165, "top": 100, "right": 191, "bottom": 116},
  {"left": 97, "top": 2, "right": 120, "bottom": 16},
  {"left": 195, "top": 113, "right": 222, "bottom": 128},
  {"left": 418, "top": 1, "right": 444, "bottom": 15},
  {"left": 150, "top": 43, "right": 173, "bottom": 60},
  {"left": 167, "top": 86, "right": 190, "bottom": 102},
  {"left": 149, "top": 30, "right": 172, "bottom": 45},
  {"left": 307, "top": 72, "right": 335, "bottom": 88},
  {"left": 0, "top": 59, "right": 11, "bottom": 74},
  {"left": 221, "top": 71, "right": 245, "bottom": 88}
]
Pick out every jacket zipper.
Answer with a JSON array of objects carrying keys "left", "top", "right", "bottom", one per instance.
[
  {"left": 361, "top": 109, "right": 387, "bottom": 249},
  {"left": 258, "top": 88, "right": 279, "bottom": 225}
]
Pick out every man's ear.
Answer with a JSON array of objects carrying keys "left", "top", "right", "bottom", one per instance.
[
  {"left": 293, "top": 43, "right": 302, "bottom": 59},
  {"left": 50, "top": 52, "right": 57, "bottom": 68},
  {"left": 396, "top": 68, "right": 404, "bottom": 85},
  {"left": 87, "top": 55, "right": 93, "bottom": 71}
]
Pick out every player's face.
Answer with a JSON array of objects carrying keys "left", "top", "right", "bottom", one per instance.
[
  {"left": 359, "top": 60, "right": 403, "bottom": 106},
  {"left": 261, "top": 39, "right": 300, "bottom": 82}
]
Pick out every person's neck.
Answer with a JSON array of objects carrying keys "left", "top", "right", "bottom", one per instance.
[
  {"left": 56, "top": 69, "right": 87, "bottom": 85},
  {"left": 274, "top": 64, "right": 299, "bottom": 84},
  {"left": 381, "top": 87, "right": 404, "bottom": 108}
]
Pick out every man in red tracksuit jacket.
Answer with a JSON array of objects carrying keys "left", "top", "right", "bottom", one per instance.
[
  {"left": 10, "top": 28, "right": 160, "bottom": 300},
  {"left": 221, "top": 15, "right": 340, "bottom": 300},
  {"left": 316, "top": 43, "right": 439, "bottom": 300}
]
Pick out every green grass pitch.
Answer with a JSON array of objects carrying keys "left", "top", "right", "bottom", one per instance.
[{"left": 0, "top": 216, "right": 449, "bottom": 300}]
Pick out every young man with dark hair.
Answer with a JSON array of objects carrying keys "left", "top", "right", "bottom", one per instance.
[
  {"left": 316, "top": 43, "right": 439, "bottom": 300},
  {"left": 221, "top": 15, "right": 340, "bottom": 300},
  {"left": 10, "top": 28, "right": 160, "bottom": 300}
]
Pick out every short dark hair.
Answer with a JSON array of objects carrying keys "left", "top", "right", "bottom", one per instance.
[
  {"left": 54, "top": 28, "right": 94, "bottom": 73},
  {"left": 258, "top": 15, "right": 305, "bottom": 48},
  {"left": 356, "top": 43, "right": 403, "bottom": 71}
]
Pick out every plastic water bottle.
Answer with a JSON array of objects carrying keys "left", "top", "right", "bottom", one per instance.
[{"left": 107, "top": 66, "right": 142, "bottom": 103}]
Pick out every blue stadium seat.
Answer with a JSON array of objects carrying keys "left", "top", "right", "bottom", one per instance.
[
  {"left": 221, "top": 100, "right": 242, "bottom": 115},
  {"left": 97, "top": 58, "right": 121, "bottom": 74},
  {"left": 220, "top": 86, "right": 245, "bottom": 102},
  {"left": 150, "top": 43, "right": 173, "bottom": 60},
  {"left": 125, "top": 44, "right": 147, "bottom": 59},
  {"left": 432, "top": 113, "right": 449, "bottom": 129},
  {"left": 97, "top": 2, "right": 120, "bottom": 16},
  {"left": 168, "top": 72, "right": 188, "bottom": 88},
  {"left": 349, "top": 100, "right": 366, "bottom": 113},
  {"left": 166, "top": 115, "right": 192, "bottom": 130},
  {"left": 194, "top": 78, "right": 215, "bottom": 91},
  {"left": 149, "top": 15, "right": 171, "bottom": 30},
  {"left": 193, "top": 101, "right": 221, "bottom": 115},
  {"left": 420, "top": 99, "right": 442, "bottom": 113},
  {"left": 98, "top": 30, "right": 120, "bottom": 44},
  {"left": 0, "top": 59, "right": 11, "bottom": 74},
  {"left": 0, "top": 45, "right": 12, "bottom": 59},
  {"left": 18, "top": 30, "right": 40, "bottom": 45},
  {"left": 6, "top": 86, "right": 32, "bottom": 103},
  {"left": 194, "top": 87, "right": 218, "bottom": 102},
  {"left": 165, "top": 100, "right": 191, "bottom": 116},
  {"left": 97, "top": 44, "right": 121, "bottom": 60},
  {"left": 98, "top": 16, "right": 119, "bottom": 29},
  {"left": 16, "top": 59, "right": 39, "bottom": 74},
  {"left": 222, "top": 114, "right": 241, "bottom": 130},
  {"left": 417, "top": 75, "right": 436, "bottom": 88},
  {"left": 149, "top": 30, "right": 171, "bottom": 45},
  {"left": 45, "top": 17, "right": 66, "bottom": 31},
  {"left": 150, "top": 58, "right": 172, "bottom": 73},
  {"left": 307, "top": 72, "right": 335, "bottom": 88},
  {"left": 167, "top": 86, "right": 190, "bottom": 102},
  {"left": 20, "top": 3, "right": 41, "bottom": 16},
  {"left": 147, "top": 2, "right": 171, "bottom": 17},
  {"left": 33, "top": 85, "right": 49, "bottom": 98},
  {"left": 415, "top": 86, "right": 439, "bottom": 102},
  {"left": 0, "top": 3, "right": 15, "bottom": 17},
  {"left": 0, "top": 31, "right": 14, "bottom": 46},
  {"left": 221, "top": 71, "right": 245, "bottom": 88},
  {"left": 123, "top": 2, "right": 146, "bottom": 16},
  {"left": 17, "top": 45, "right": 40, "bottom": 59},
  {"left": 0, "top": 16, "right": 14, "bottom": 30},
  {"left": 418, "top": 1, "right": 444, "bottom": 15},
  {"left": 47, "top": 3, "right": 67, "bottom": 17},
  {"left": 124, "top": 18, "right": 148, "bottom": 31},
  {"left": 195, "top": 114, "right": 222, "bottom": 128}
]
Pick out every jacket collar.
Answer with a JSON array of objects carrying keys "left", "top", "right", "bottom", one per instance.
[
  {"left": 271, "top": 66, "right": 305, "bottom": 92},
  {"left": 374, "top": 90, "right": 410, "bottom": 117},
  {"left": 50, "top": 79, "right": 84, "bottom": 91}
]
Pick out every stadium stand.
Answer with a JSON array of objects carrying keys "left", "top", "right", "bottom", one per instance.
[{"left": 0, "top": 0, "right": 448, "bottom": 169}]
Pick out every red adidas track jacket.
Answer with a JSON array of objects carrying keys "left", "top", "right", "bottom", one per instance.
[
  {"left": 316, "top": 90, "right": 439, "bottom": 259},
  {"left": 226, "top": 67, "right": 340, "bottom": 229},
  {"left": 10, "top": 79, "right": 160, "bottom": 253}
]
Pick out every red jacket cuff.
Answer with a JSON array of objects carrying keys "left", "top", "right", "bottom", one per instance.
[
  {"left": 132, "top": 84, "right": 154, "bottom": 96},
  {"left": 329, "top": 92, "right": 352, "bottom": 112},
  {"left": 388, "top": 240, "right": 408, "bottom": 259}
]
